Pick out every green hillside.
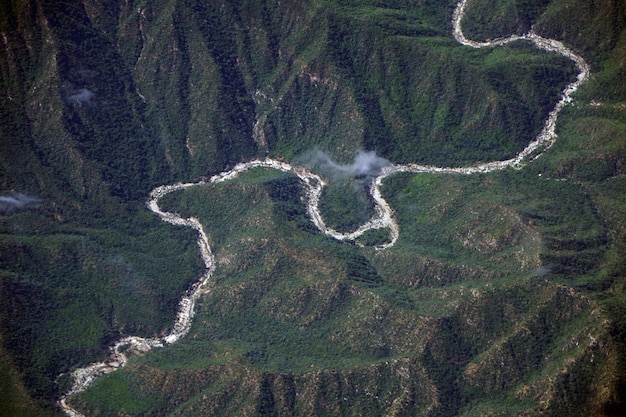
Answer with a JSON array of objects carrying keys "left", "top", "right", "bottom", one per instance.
[{"left": 1, "top": 0, "right": 625, "bottom": 415}]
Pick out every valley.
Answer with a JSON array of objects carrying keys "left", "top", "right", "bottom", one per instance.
[
  {"left": 1, "top": 0, "right": 624, "bottom": 415},
  {"left": 58, "top": 1, "right": 596, "bottom": 415}
]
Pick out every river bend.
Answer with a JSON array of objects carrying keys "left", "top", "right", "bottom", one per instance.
[{"left": 58, "top": 2, "right": 589, "bottom": 415}]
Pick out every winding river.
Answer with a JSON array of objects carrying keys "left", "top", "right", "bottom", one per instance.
[{"left": 58, "top": 1, "right": 590, "bottom": 415}]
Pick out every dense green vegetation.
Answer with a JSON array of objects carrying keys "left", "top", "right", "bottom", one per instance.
[
  {"left": 462, "top": 0, "right": 552, "bottom": 40},
  {"left": 324, "top": 10, "right": 578, "bottom": 166},
  {"left": 0, "top": 0, "right": 625, "bottom": 415},
  {"left": 0, "top": 206, "right": 204, "bottom": 408},
  {"left": 319, "top": 178, "right": 376, "bottom": 233},
  {"left": 74, "top": 166, "right": 614, "bottom": 416}
]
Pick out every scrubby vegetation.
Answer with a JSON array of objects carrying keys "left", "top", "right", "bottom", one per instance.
[{"left": 0, "top": 0, "right": 625, "bottom": 415}]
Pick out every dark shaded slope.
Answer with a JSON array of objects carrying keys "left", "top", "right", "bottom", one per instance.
[{"left": 40, "top": 0, "right": 165, "bottom": 199}]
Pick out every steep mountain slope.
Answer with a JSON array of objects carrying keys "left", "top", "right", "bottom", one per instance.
[
  {"left": 72, "top": 168, "right": 617, "bottom": 416},
  {"left": 0, "top": 0, "right": 625, "bottom": 415}
]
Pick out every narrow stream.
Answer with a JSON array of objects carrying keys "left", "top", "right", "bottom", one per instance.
[{"left": 58, "top": 2, "right": 589, "bottom": 414}]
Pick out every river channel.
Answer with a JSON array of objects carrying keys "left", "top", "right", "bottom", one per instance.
[{"left": 58, "top": 2, "right": 589, "bottom": 414}]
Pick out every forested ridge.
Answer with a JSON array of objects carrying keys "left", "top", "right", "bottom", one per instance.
[{"left": 1, "top": 0, "right": 625, "bottom": 415}]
